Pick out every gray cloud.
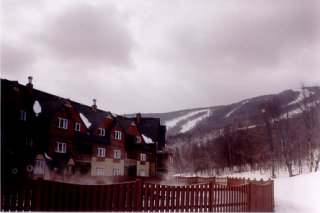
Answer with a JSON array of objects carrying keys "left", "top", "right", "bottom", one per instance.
[
  {"left": 164, "top": 1, "right": 318, "bottom": 72},
  {"left": 1, "top": 0, "right": 319, "bottom": 114},
  {"left": 1, "top": 42, "right": 36, "bottom": 75},
  {"left": 34, "top": 3, "right": 135, "bottom": 68}
]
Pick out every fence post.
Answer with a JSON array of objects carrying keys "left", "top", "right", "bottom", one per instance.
[
  {"left": 136, "top": 179, "right": 142, "bottom": 211},
  {"left": 32, "top": 179, "right": 42, "bottom": 211},
  {"left": 209, "top": 181, "right": 214, "bottom": 212},
  {"left": 248, "top": 182, "right": 252, "bottom": 212}
]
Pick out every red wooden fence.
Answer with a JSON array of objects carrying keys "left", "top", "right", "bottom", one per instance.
[{"left": 1, "top": 178, "right": 274, "bottom": 212}]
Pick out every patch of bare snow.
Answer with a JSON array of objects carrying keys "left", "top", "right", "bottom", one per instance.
[
  {"left": 180, "top": 109, "right": 211, "bottom": 133},
  {"left": 225, "top": 100, "right": 249, "bottom": 118},
  {"left": 80, "top": 113, "right": 91, "bottom": 128},
  {"left": 288, "top": 88, "right": 315, "bottom": 106},
  {"left": 165, "top": 109, "right": 210, "bottom": 129}
]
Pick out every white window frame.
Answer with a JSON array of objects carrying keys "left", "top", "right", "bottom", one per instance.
[
  {"left": 113, "top": 169, "right": 121, "bottom": 176},
  {"left": 136, "top": 136, "right": 141, "bottom": 144},
  {"left": 34, "top": 160, "right": 45, "bottom": 174},
  {"left": 98, "top": 128, "right": 105, "bottom": 136},
  {"left": 57, "top": 117, "right": 68, "bottom": 129},
  {"left": 20, "top": 110, "right": 27, "bottom": 121},
  {"left": 140, "top": 170, "right": 146, "bottom": 177},
  {"left": 75, "top": 123, "right": 81, "bottom": 131},
  {"left": 55, "top": 142, "right": 67, "bottom": 153},
  {"left": 114, "top": 131, "right": 121, "bottom": 140},
  {"left": 96, "top": 168, "right": 105, "bottom": 176},
  {"left": 97, "top": 147, "right": 106, "bottom": 157},
  {"left": 25, "top": 138, "right": 33, "bottom": 147},
  {"left": 140, "top": 153, "right": 146, "bottom": 161},
  {"left": 113, "top": 150, "right": 121, "bottom": 159},
  {"left": 169, "top": 156, "right": 173, "bottom": 165}
]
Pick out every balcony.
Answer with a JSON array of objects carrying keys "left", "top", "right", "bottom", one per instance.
[
  {"left": 73, "top": 154, "right": 92, "bottom": 163},
  {"left": 125, "top": 159, "right": 137, "bottom": 166},
  {"left": 157, "top": 146, "right": 174, "bottom": 154}
]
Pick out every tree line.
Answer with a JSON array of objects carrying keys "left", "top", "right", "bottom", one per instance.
[{"left": 172, "top": 87, "right": 320, "bottom": 177}]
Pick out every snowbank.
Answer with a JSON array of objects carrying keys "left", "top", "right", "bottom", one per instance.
[{"left": 274, "top": 171, "right": 320, "bottom": 212}]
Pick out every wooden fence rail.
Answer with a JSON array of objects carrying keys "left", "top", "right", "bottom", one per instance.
[{"left": 1, "top": 178, "right": 274, "bottom": 212}]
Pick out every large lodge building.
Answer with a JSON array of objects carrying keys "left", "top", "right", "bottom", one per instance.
[{"left": 1, "top": 77, "right": 173, "bottom": 183}]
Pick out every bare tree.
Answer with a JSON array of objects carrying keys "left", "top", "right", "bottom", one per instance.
[
  {"left": 266, "top": 96, "right": 294, "bottom": 177},
  {"left": 259, "top": 102, "right": 277, "bottom": 178},
  {"left": 296, "top": 86, "right": 320, "bottom": 172}
]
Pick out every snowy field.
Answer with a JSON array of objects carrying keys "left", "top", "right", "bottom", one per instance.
[
  {"left": 227, "top": 171, "right": 320, "bottom": 212},
  {"left": 274, "top": 172, "right": 320, "bottom": 212}
]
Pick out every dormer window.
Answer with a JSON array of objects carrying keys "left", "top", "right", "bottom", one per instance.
[
  {"left": 75, "top": 123, "right": 81, "bottom": 131},
  {"left": 98, "top": 128, "right": 105, "bottom": 136},
  {"left": 57, "top": 117, "right": 68, "bottom": 129},
  {"left": 20, "top": 110, "right": 27, "bottom": 121},
  {"left": 34, "top": 160, "right": 45, "bottom": 174},
  {"left": 136, "top": 136, "right": 141, "bottom": 144},
  {"left": 25, "top": 138, "right": 33, "bottom": 147},
  {"left": 115, "top": 131, "right": 121, "bottom": 140}
]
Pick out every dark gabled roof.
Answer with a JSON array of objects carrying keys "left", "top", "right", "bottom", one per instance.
[
  {"left": 115, "top": 116, "right": 134, "bottom": 133},
  {"left": 1, "top": 78, "right": 165, "bottom": 146},
  {"left": 136, "top": 118, "right": 161, "bottom": 143}
]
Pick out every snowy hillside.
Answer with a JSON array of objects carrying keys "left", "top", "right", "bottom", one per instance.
[{"left": 165, "top": 109, "right": 212, "bottom": 133}]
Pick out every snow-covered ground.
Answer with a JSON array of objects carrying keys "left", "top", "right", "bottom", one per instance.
[
  {"left": 229, "top": 171, "right": 320, "bottom": 212},
  {"left": 274, "top": 172, "right": 320, "bottom": 212}
]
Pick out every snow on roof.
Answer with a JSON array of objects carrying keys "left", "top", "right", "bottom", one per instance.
[
  {"left": 80, "top": 113, "right": 92, "bottom": 128},
  {"left": 44, "top": 152, "right": 52, "bottom": 160},
  {"left": 33, "top": 100, "right": 42, "bottom": 116},
  {"left": 142, "top": 134, "right": 155, "bottom": 144}
]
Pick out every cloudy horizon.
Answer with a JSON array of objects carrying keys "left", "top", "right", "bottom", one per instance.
[{"left": 1, "top": 0, "right": 320, "bottom": 114}]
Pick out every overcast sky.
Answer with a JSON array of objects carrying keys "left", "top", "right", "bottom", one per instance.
[{"left": 1, "top": 0, "right": 320, "bottom": 114}]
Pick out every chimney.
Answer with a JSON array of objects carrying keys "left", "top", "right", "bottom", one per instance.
[
  {"left": 92, "top": 99, "right": 97, "bottom": 112},
  {"left": 136, "top": 113, "right": 141, "bottom": 124},
  {"left": 26, "top": 76, "right": 33, "bottom": 93}
]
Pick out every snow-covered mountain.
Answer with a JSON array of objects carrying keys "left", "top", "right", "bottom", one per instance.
[{"left": 139, "top": 86, "right": 320, "bottom": 146}]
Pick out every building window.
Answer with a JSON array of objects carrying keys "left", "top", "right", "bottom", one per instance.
[
  {"left": 20, "top": 110, "right": 27, "bottom": 121},
  {"left": 25, "top": 138, "right": 33, "bottom": 147},
  {"left": 57, "top": 117, "right": 68, "bottom": 129},
  {"left": 140, "top": 170, "right": 146, "bottom": 177},
  {"left": 55, "top": 142, "right": 66, "bottom": 153},
  {"left": 96, "top": 168, "right": 105, "bottom": 176},
  {"left": 140, "top": 153, "right": 146, "bottom": 161},
  {"left": 115, "top": 131, "right": 121, "bottom": 140},
  {"left": 75, "top": 123, "right": 81, "bottom": 131},
  {"left": 113, "top": 150, "right": 121, "bottom": 159},
  {"left": 97, "top": 147, "right": 105, "bottom": 157},
  {"left": 169, "top": 156, "right": 173, "bottom": 165},
  {"left": 98, "top": 128, "right": 105, "bottom": 136},
  {"left": 34, "top": 160, "right": 45, "bottom": 174},
  {"left": 113, "top": 169, "right": 121, "bottom": 176},
  {"left": 136, "top": 136, "right": 141, "bottom": 143}
]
